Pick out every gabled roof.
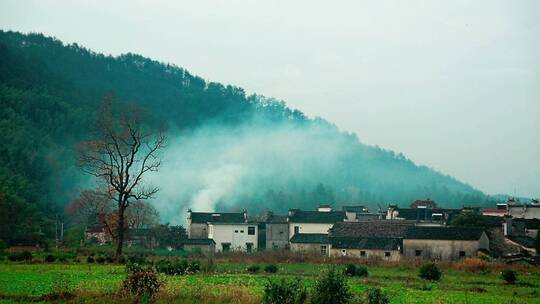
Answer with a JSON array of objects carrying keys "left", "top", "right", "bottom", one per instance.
[
  {"left": 290, "top": 233, "right": 329, "bottom": 244},
  {"left": 394, "top": 208, "right": 461, "bottom": 221},
  {"left": 404, "top": 226, "right": 484, "bottom": 241},
  {"left": 184, "top": 238, "right": 216, "bottom": 245},
  {"left": 330, "top": 237, "right": 401, "bottom": 250},
  {"left": 289, "top": 210, "right": 346, "bottom": 223},
  {"left": 266, "top": 214, "right": 288, "bottom": 223},
  {"left": 330, "top": 221, "right": 414, "bottom": 238},
  {"left": 190, "top": 212, "right": 245, "bottom": 224}
]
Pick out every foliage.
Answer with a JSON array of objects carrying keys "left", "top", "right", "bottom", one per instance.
[
  {"left": 0, "top": 239, "right": 7, "bottom": 251},
  {"left": 535, "top": 232, "right": 540, "bottom": 255},
  {"left": 122, "top": 271, "right": 164, "bottom": 299},
  {"left": 8, "top": 251, "right": 32, "bottom": 262},
  {"left": 311, "top": 267, "right": 353, "bottom": 304},
  {"left": 262, "top": 277, "right": 307, "bottom": 304},
  {"left": 367, "top": 287, "right": 390, "bottom": 304},
  {"left": 154, "top": 259, "right": 201, "bottom": 275},
  {"left": 264, "top": 264, "right": 278, "bottom": 273},
  {"left": 419, "top": 263, "right": 442, "bottom": 281},
  {"left": 344, "top": 264, "right": 368, "bottom": 277},
  {"left": 501, "top": 270, "right": 517, "bottom": 284},
  {"left": 86, "top": 256, "right": 94, "bottom": 263},
  {"left": 247, "top": 264, "right": 261, "bottom": 273},
  {"left": 45, "top": 254, "right": 56, "bottom": 263},
  {"left": 150, "top": 224, "right": 187, "bottom": 249}
]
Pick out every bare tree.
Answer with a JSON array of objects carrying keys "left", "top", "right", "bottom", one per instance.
[{"left": 78, "top": 96, "right": 165, "bottom": 256}]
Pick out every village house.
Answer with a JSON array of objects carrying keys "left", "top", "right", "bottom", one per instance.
[
  {"left": 187, "top": 209, "right": 246, "bottom": 238},
  {"left": 289, "top": 233, "right": 329, "bottom": 255},
  {"left": 264, "top": 213, "right": 289, "bottom": 249},
  {"left": 328, "top": 221, "right": 413, "bottom": 261},
  {"left": 342, "top": 205, "right": 381, "bottom": 221},
  {"left": 386, "top": 203, "right": 462, "bottom": 225},
  {"left": 84, "top": 224, "right": 112, "bottom": 245},
  {"left": 508, "top": 200, "right": 540, "bottom": 219},
  {"left": 403, "top": 226, "right": 489, "bottom": 260},
  {"left": 481, "top": 203, "right": 509, "bottom": 217},
  {"left": 288, "top": 206, "right": 346, "bottom": 239},
  {"left": 183, "top": 238, "right": 216, "bottom": 256}
]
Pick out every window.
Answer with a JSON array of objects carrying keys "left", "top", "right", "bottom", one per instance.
[
  {"left": 341, "top": 249, "right": 347, "bottom": 256},
  {"left": 240, "top": 230, "right": 244, "bottom": 233},
  {"left": 234, "top": 230, "right": 238, "bottom": 233},
  {"left": 385, "top": 252, "right": 391, "bottom": 257},
  {"left": 459, "top": 251, "right": 466, "bottom": 257},
  {"left": 321, "top": 245, "right": 327, "bottom": 256},
  {"left": 246, "top": 242, "right": 253, "bottom": 253},
  {"left": 294, "top": 226, "right": 299, "bottom": 234},
  {"left": 360, "top": 251, "right": 366, "bottom": 257},
  {"left": 415, "top": 250, "right": 422, "bottom": 257},
  {"left": 248, "top": 226, "right": 255, "bottom": 235},
  {"left": 222, "top": 243, "right": 231, "bottom": 252}
]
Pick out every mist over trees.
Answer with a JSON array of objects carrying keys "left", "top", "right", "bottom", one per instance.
[{"left": 0, "top": 31, "right": 494, "bottom": 243}]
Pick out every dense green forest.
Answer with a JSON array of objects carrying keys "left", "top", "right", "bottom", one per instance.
[{"left": 0, "top": 31, "right": 495, "bottom": 244}]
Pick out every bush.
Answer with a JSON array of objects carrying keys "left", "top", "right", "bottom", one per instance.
[
  {"left": 419, "top": 263, "right": 442, "bottom": 281},
  {"left": 8, "top": 251, "right": 32, "bottom": 262},
  {"left": 367, "top": 288, "right": 389, "bottom": 304},
  {"left": 355, "top": 265, "right": 369, "bottom": 277},
  {"left": 264, "top": 264, "right": 279, "bottom": 274},
  {"left": 122, "top": 271, "right": 164, "bottom": 299},
  {"left": 311, "top": 267, "right": 352, "bottom": 304},
  {"left": 247, "top": 265, "right": 261, "bottom": 273},
  {"left": 263, "top": 277, "right": 307, "bottom": 304},
  {"left": 0, "top": 239, "right": 7, "bottom": 252},
  {"left": 344, "top": 264, "right": 356, "bottom": 276},
  {"left": 45, "top": 254, "right": 56, "bottom": 263},
  {"left": 117, "top": 255, "right": 127, "bottom": 264},
  {"left": 96, "top": 256, "right": 106, "bottom": 264},
  {"left": 86, "top": 256, "right": 95, "bottom": 263},
  {"left": 501, "top": 270, "right": 517, "bottom": 284}
]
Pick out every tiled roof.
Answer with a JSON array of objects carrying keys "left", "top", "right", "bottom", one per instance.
[
  {"left": 330, "top": 237, "right": 401, "bottom": 250},
  {"left": 481, "top": 208, "right": 507, "bottom": 213},
  {"left": 289, "top": 210, "right": 346, "bottom": 223},
  {"left": 184, "top": 238, "right": 215, "bottom": 245},
  {"left": 266, "top": 214, "right": 288, "bottom": 223},
  {"left": 330, "top": 221, "right": 414, "bottom": 238},
  {"left": 290, "top": 233, "right": 329, "bottom": 244},
  {"left": 190, "top": 212, "right": 245, "bottom": 224},
  {"left": 513, "top": 218, "right": 540, "bottom": 230},
  {"left": 404, "top": 226, "right": 484, "bottom": 241},
  {"left": 395, "top": 208, "right": 461, "bottom": 222}
]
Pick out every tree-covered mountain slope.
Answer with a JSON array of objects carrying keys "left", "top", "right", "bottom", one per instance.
[{"left": 0, "top": 30, "right": 492, "bottom": 241}]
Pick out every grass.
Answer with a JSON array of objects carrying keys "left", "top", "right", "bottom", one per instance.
[{"left": 0, "top": 261, "right": 539, "bottom": 303}]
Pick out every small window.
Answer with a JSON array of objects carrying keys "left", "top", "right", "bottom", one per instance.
[
  {"left": 279, "top": 231, "right": 284, "bottom": 234},
  {"left": 240, "top": 230, "right": 244, "bottom": 233},
  {"left": 385, "top": 252, "right": 391, "bottom": 257},
  {"left": 321, "top": 245, "right": 327, "bottom": 256},
  {"left": 294, "top": 226, "right": 299, "bottom": 234},
  {"left": 341, "top": 249, "right": 347, "bottom": 256},
  {"left": 248, "top": 226, "right": 255, "bottom": 235},
  {"left": 234, "top": 230, "right": 238, "bottom": 233},
  {"left": 459, "top": 251, "right": 466, "bottom": 257},
  {"left": 415, "top": 250, "right": 422, "bottom": 257},
  {"left": 360, "top": 251, "right": 366, "bottom": 257},
  {"left": 222, "top": 243, "right": 231, "bottom": 252},
  {"left": 246, "top": 242, "right": 253, "bottom": 253}
]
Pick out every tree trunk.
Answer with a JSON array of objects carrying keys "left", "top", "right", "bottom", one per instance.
[{"left": 116, "top": 204, "right": 125, "bottom": 257}]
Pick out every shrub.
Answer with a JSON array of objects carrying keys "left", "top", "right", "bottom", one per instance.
[
  {"left": 247, "top": 265, "right": 261, "bottom": 273},
  {"left": 355, "top": 265, "right": 369, "bottom": 277},
  {"left": 501, "top": 270, "right": 517, "bottom": 284},
  {"left": 86, "top": 256, "right": 95, "bottom": 263},
  {"left": 311, "top": 267, "right": 352, "bottom": 304},
  {"left": 117, "top": 255, "right": 127, "bottom": 264},
  {"left": 344, "top": 264, "right": 356, "bottom": 276},
  {"left": 127, "top": 262, "right": 150, "bottom": 273},
  {"left": 49, "top": 273, "right": 73, "bottom": 299},
  {"left": 264, "top": 264, "right": 279, "bottom": 274},
  {"left": 8, "top": 251, "right": 32, "bottom": 262},
  {"left": 419, "top": 263, "right": 442, "bottom": 281},
  {"left": 367, "top": 288, "right": 389, "bottom": 304},
  {"left": 122, "top": 271, "right": 164, "bottom": 299},
  {"left": 45, "top": 254, "right": 56, "bottom": 263},
  {"left": 0, "top": 239, "right": 7, "bottom": 252},
  {"left": 263, "top": 277, "right": 307, "bottom": 304},
  {"left": 96, "top": 256, "right": 106, "bottom": 264}
]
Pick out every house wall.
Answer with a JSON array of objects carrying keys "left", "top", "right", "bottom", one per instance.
[
  {"left": 290, "top": 243, "right": 328, "bottom": 256},
  {"left": 208, "top": 224, "right": 258, "bottom": 252},
  {"left": 403, "top": 239, "right": 481, "bottom": 260},
  {"left": 188, "top": 223, "right": 209, "bottom": 239},
  {"left": 289, "top": 223, "right": 333, "bottom": 239},
  {"left": 184, "top": 243, "right": 215, "bottom": 257},
  {"left": 526, "top": 229, "right": 538, "bottom": 238},
  {"left": 508, "top": 206, "right": 540, "bottom": 219},
  {"left": 329, "top": 248, "right": 401, "bottom": 261},
  {"left": 266, "top": 223, "right": 289, "bottom": 249}
]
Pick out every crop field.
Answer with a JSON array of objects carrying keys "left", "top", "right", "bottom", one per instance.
[{"left": 0, "top": 261, "right": 539, "bottom": 303}]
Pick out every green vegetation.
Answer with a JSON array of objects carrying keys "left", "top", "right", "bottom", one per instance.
[
  {"left": 263, "top": 277, "right": 307, "bottom": 304},
  {"left": 501, "top": 269, "right": 518, "bottom": 284},
  {"left": 0, "top": 262, "right": 539, "bottom": 303},
  {"left": 419, "top": 263, "right": 442, "bottom": 281}
]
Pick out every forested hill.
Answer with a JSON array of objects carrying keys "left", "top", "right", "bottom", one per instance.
[{"left": 0, "top": 30, "right": 492, "bottom": 242}]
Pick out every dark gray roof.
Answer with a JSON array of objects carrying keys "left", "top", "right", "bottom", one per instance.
[
  {"left": 184, "top": 238, "right": 215, "bottom": 245},
  {"left": 405, "top": 226, "right": 484, "bottom": 241},
  {"left": 266, "top": 214, "right": 288, "bottom": 223},
  {"left": 342, "top": 205, "right": 367, "bottom": 212},
  {"left": 289, "top": 210, "right": 345, "bottom": 223},
  {"left": 190, "top": 212, "right": 245, "bottom": 224},
  {"left": 395, "top": 208, "right": 461, "bottom": 222},
  {"left": 513, "top": 218, "right": 540, "bottom": 230},
  {"left": 330, "top": 221, "right": 414, "bottom": 238},
  {"left": 290, "top": 233, "right": 329, "bottom": 244},
  {"left": 330, "top": 237, "right": 401, "bottom": 250}
]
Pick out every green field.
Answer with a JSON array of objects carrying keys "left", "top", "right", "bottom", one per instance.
[{"left": 0, "top": 262, "right": 539, "bottom": 303}]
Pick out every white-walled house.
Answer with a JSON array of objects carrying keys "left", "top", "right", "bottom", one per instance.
[
  {"left": 288, "top": 207, "right": 346, "bottom": 239},
  {"left": 209, "top": 222, "right": 258, "bottom": 252}
]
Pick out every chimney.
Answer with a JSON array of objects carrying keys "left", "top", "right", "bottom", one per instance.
[
  {"left": 288, "top": 208, "right": 298, "bottom": 217},
  {"left": 187, "top": 209, "right": 192, "bottom": 220},
  {"left": 242, "top": 209, "right": 247, "bottom": 222}
]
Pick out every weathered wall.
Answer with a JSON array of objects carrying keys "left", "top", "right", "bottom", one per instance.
[
  {"left": 329, "top": 248, "right": 401, "bottom": 261},
  {"left": 509, "top": 206, "right": 540, "bottom": 219},
  {"left": 290, "top": 243, "right": 328, "bottom": 255},
  {"left": 208, "top": 224, "right": 258, "bottom": 252},
  {"left": 184, "top": 243, "right": 215, "bottom": 257},
  {"left": 189, "top": 223, "right": 209, "bottom": 239},
  {"left": 289, "top": 223, "right": 333, "bottom": 239},
  {"left": 403, "top": 239, "right": 480, "bottom": 260},
  {"left": 266, "top": 223, "right": 289, "bottom": 249}
]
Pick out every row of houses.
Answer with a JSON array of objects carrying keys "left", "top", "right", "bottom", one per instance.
[{"left": 185, "top": 202, "right": 490, "bottom": 261}]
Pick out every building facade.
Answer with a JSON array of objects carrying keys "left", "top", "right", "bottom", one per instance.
[{"left": 208, "top": 222, "right": 258, "bottom": 252}]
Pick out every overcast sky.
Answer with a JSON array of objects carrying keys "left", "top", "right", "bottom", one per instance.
[{"left": 1, "top": 0, "right": 539, "bottom": 198}]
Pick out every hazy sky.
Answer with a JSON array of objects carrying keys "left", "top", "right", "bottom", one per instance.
[{"left": 1, "top": 0, "right": 539, "bottom": 198}]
